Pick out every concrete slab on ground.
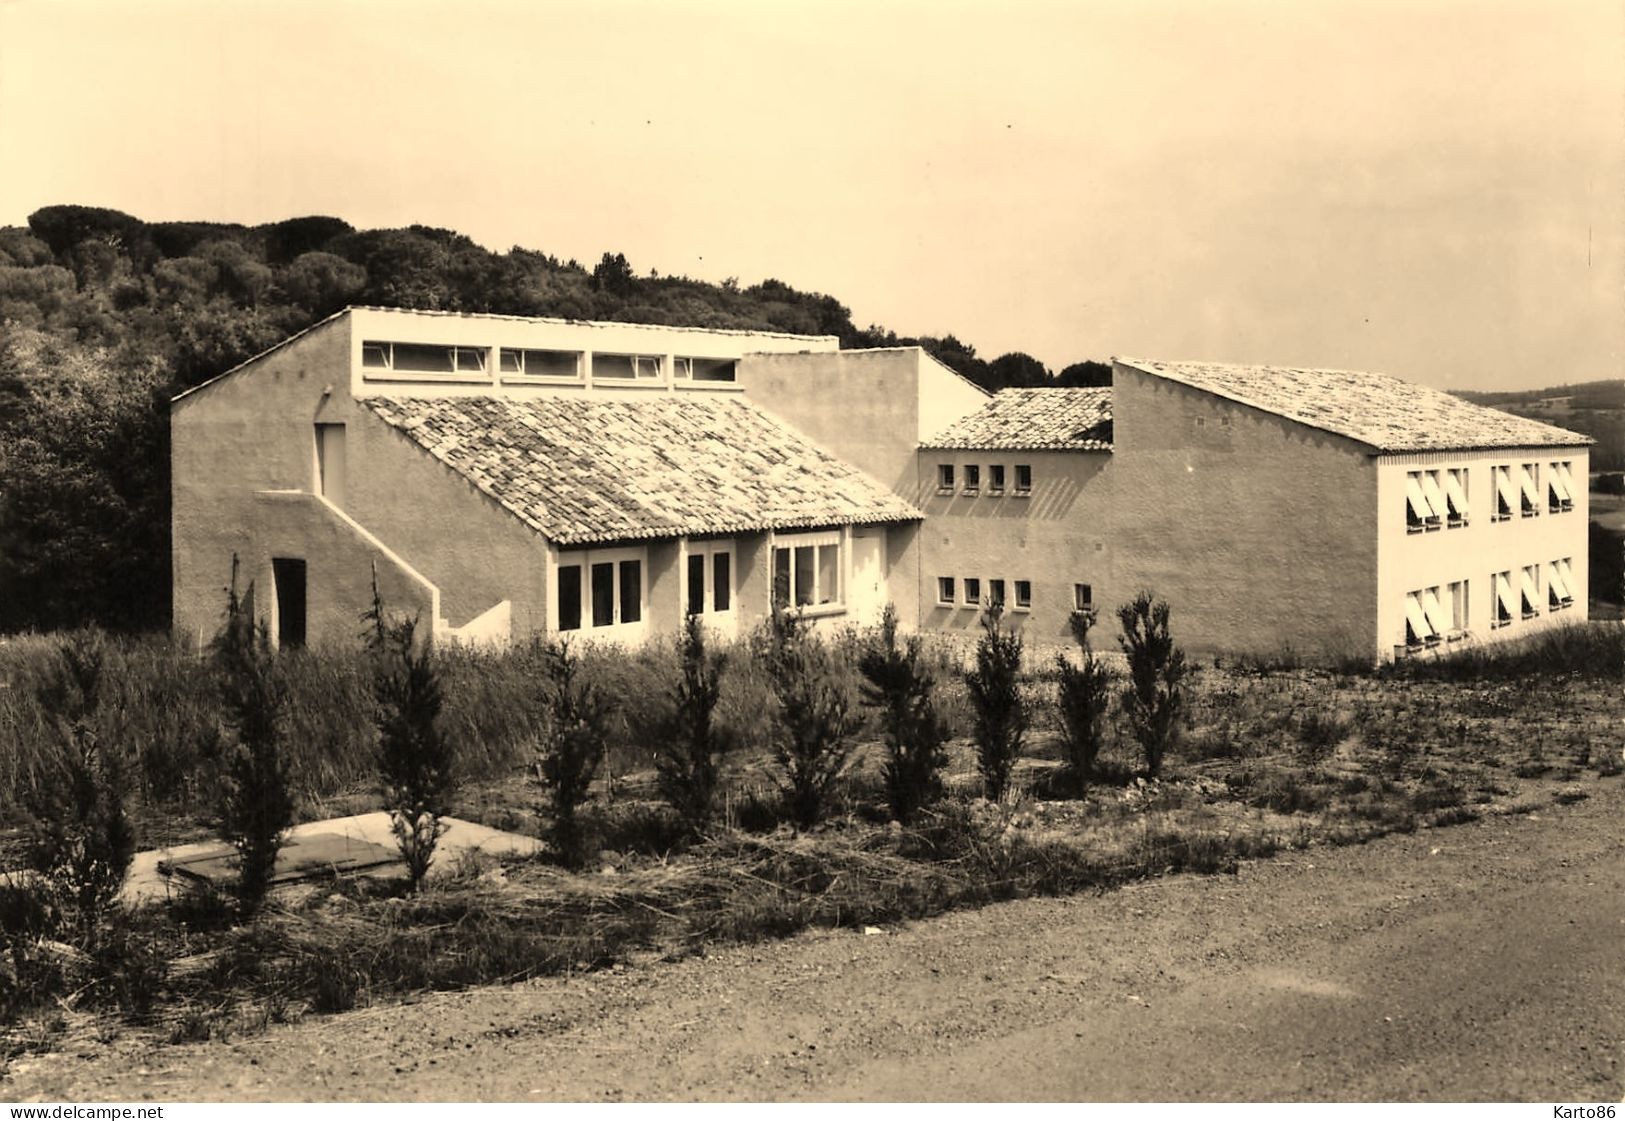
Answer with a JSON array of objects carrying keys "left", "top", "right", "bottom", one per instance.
[{"left": 119, "top": 813, "right": 542, "bottom": 906}]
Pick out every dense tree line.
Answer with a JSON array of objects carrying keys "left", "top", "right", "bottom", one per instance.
[{"left": 0, "top": 204, "right": 1109, "bottom": 633}]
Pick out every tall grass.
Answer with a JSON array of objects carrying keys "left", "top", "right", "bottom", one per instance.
[{"left": 1378, "top": 621, "right": 1625, "bottom": 683}]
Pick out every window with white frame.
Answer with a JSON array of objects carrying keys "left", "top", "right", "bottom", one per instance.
[
  {"left": 1405, "top": 470, "right": 1445, "bottom": 533},
  {"left": 1547, "top": 460, "right": 1575, "bottom": 513},
  {"left": 988, "top": 578, "right": 1006, "bottom": 608},
  {"left": 499, "top": 348, "right": 581, "bottom": 379},
  {"left": 1519, "top": 564, "right": 1540, "bottom": 618},
  {"left": 1518, "top": 462, "right": 1540, "bottom": 518},
  {"left": 771, "top": 531, "right": 841, "bottom": 611},
  {"left": 1403, "top": 585, "right": 1446, "bottom": 648},
  {"left": 593, "top": 353, "right": 664, "bottom": 381},
  {"left": 962, "top": 577, "right": 982, "bottom": 606},
  {"left": 556, "top": 549, "right": 644, "bottom": 632},
  {"left": 936, "top": 464, "right": 955, "bottom": 494},
  {"left": 1013, "top": 580, "right": 1031, "bottom": 610},
  {"left": 361, "top": 341, "right": 489, "bottom": 377},
  {"left": 963, "top": 464, "right": 981, "bottom": 495},
  {"left": 1491, "top": 464, "right": 1515, "bottom": 522},
  {"left": 1445, "top": 468, "right": 1469, "bottom": 528},
  {"left": 1073, "top": 583, "right": 1092, "bottom": 611},
  {"left": 1447, "top": 579, "right": 1468, "bottom": 637},
  {"left": 1547, "top": 557, "right": 1576, "bottom": 610},
  {"left": 937, "top": 576, "right": 956, "bottom": 606},
  {"left": 1491, "top": 570, "right": 1514, "bottom": 628},
  {"left": 1014, "top": 464, "right": 1033, "bottom": 495},
  {"left": 988, "top": 465, "right": 1006, "bottom": 495},
  {"left": 685, "top": 541, "right": 734, "bottom": 617},
  {"left": 673, "top": 356, "right": 737, "bottom": 383}
]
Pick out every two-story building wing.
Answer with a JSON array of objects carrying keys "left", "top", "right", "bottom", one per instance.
[{"left": 742, "top": 353, "right": 1591, "bottom": 662}]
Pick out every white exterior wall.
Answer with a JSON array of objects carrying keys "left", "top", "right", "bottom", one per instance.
[{"left": 1375, "top": 447, "right": 1590, "bottom": 659}]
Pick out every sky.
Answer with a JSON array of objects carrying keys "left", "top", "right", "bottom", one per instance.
[{"left": 0, "top": 0, "right": 1620, "bottom": 391}]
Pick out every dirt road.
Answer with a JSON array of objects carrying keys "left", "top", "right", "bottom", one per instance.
[{"left": 7, "top": 778, "right": 1623, "bottom": 1102}]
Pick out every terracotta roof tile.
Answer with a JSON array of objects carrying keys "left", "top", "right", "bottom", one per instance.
[
  {"left": 363, "top": 394, "right": 921, "bottom": 545},
  {"left": 1120, "top": 358, "right": 1593, "bottom": 453},
  {"left": 922, "top": 388, "right": 1113, "bottom": 450}
]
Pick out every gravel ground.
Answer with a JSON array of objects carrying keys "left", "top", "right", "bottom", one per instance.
[{"left": 6, "top": 775, "right": 1622, "bottom": 1102}]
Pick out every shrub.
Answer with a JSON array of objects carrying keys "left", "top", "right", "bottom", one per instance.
[
  {"left": 655, "top": 615, "right": 729, "bottom": 833},
  {"left": 965, "top": 605, "right": 1027, "bottom": 801},
  {"left": 365, "top": 576, "right": 455, "bottom": 892},
  {"left": 760, "top": 610, "right": 857, "bottom": 830},
  {"left": 534, "top": 639, "right": 611, "bottom": 868},
  {"left": 858, "top": 605, "right": 950, "bottom": 822},
  {"left": 1053, "top": 608, "right": 1114, "bottom": 795},
  {"left": 22, "top": 631, "right": 135, "bottom": 947},
  {"left": 1117, "top": 592, "right": 1188, "bottom": 779},
  {"left": 211, "top": 558, "right": 294, "bottom": 915}
]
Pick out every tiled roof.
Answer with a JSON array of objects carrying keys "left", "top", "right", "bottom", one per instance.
[
  {"left": 921, "top": 388, "right": 1113, "bottom": 450},
  {"left": 1119, "top": 358, "right": 1594, "bottom": 453},
  {"left": 363, "top": 394, "right": 922, "bottom": 546}
]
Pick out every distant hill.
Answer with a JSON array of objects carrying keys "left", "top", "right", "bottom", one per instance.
[{"left": 1453, "top": 379, "right": 1625, "bottom": 472}]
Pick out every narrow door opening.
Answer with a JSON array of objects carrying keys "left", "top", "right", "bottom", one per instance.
[
  {"left": 272, "top": 558, "right": 307, "bottom": 649},
  {"left": 315, "top": 423, "right": 347, "bottom": 506}
]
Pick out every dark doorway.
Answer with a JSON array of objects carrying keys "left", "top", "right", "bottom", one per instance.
[{"left": 272, "top": 558, "right": 307, "bottom": 649}]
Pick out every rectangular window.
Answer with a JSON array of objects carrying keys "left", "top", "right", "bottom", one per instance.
[
  {"left": 1445, "top": 468, "right": 1469, "bottom": 528},
  {"left": 1519, "top": 462, "right": 1540, "bottom": 517},
  {"left": 315, "top": 423, "right": 346, "bottom": 507},
  {"left": 963, "top": 465, "right": 981, "bottom": 495},
  {"left": 1073, "top": 583, "right": 1092, "bottom": 611},
  {"left": 1405, "top": 470, "right": 1444, "bottom": 532},
  {"left": 619, "top": 559, "right": 642, "bottom": 624},
  {"left": 1491, "top": 465, "right": 1515, "bottom": 522},
  {"left": 674, "top": 356, "right": 737, "bottom": 382},
  {"left": 936, "top": 464, "right": 955, "bottom": 493},
  {"left": 1548, "top": 557, "right": 1575, "bottom": 609},
  {"left": 1448, "top": 579, "right": 1468, "bottom": 636},
  {"left": 1547, "top": 460, "right": 1574, "bottom": 513},
  {"left": 1014, "top": 464, "right": 1033, "bottom": 495},
  {"left": 938, "top": 576, "right": 955, "bottom": 605},
  {"left": 360, "top": 341, "right": 488, "bottom": 377},
  {"left": 771, "top": 532, "right": 841, "bottom": 611},
  {"left": 593, "top": 353, "right": 664, "bottom": 381},
  {"left": 687, "top": 553, "right": 705, "bottom": 617},
  {"left": 1404, "top": 587, "right": 1443, "bottom": 648},
  {"left": 500, "top": 348, "right": 581, "bottom": 379},
  {"left": 1492, "top": 570, "right": 1514, "bottom": 628},
  {"left": 989, "top": 578, "right": 1006, "bottom": 607},
  {"left": 1520, "top": 564, "right": 1540, "bottom": 618},
  {"left": 712, "top": 551, "right": 731, "bottom": 613},
  {"left": 988, "top": 465, "right": 1006, "bottom": 494},
  {"left": 963, "top": 577, "right": 982, "bottom": 606},
  {"left": 591, "top": 562, "right": 615, "bottom": 627},
  {"left": 1014, "top": 580, "right": 1031, "bottom": 609},
  {"left": 557, "top": 564, "right": 582, "bottom": 631}
]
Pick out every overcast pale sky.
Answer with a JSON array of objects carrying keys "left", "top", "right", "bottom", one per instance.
[{"left": 1, "top": 0, "right": 1619, "bottom": 390}]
